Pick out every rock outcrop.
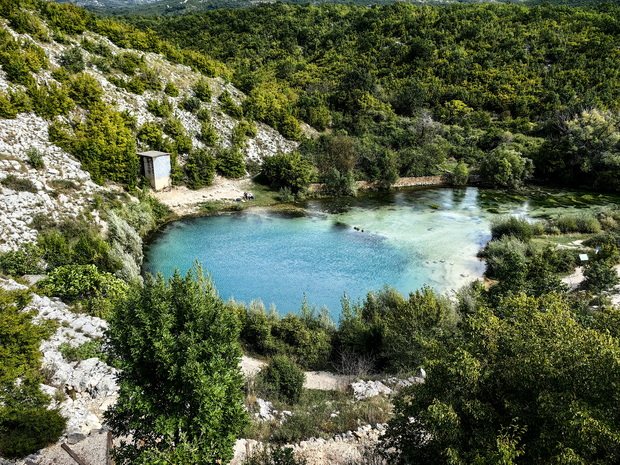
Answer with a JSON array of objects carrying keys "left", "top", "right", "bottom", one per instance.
[{"left": 0, "top": 279, "right": 118, "bottom": 440}]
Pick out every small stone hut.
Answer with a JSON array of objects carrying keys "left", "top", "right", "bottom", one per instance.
[{"left": 138, "top": 151, "right": 171, "bottom": 191}]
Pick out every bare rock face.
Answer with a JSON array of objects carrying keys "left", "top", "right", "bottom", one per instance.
[
  {"left": 0, "top": 279, "right": 119, "bottom": 439},
  {"left": 350, "top": 375, "right": 425, "bottom": 400},
  {"left": 0, "top": 22, "right": 298, "bottom": 254},
  {"left": 0, "top": 114, "right": 105, "bottom": 253}
]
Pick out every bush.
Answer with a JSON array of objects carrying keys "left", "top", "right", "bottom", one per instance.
[
  {"left": 26, "top": 148, "right": 45, "bottom": 170},
  {"left": 196, "top": 107, "right": 211, "bottom": 121},
  {"left": 199, "top": 120, "right": 218, "bottom": 146},
  {"left": 180, "top": 96, "right": 201, "bottom": 113},
  {"left": 163, "top": 118, "right": 185, "bottom": 138},
  {"left": 38, "top": 264, "right": 128, "bottom": 317},
  {"left": 137, "top": 122, "right": 164, "bottom": 151},
  {"left": 257, "top": 355, "right": 305, "bottom": 404},
  {"left": 490, "top": 216, "right": 537, "bottom": 241},
  {"left": 0, "top": 175, "right": 37, "bottom": 193},
  {"left": 0, "top": 244, "right": 45, "bottom": 276},
  {"left": 262, "top": 152, "right": 313, "bottom": 194},
  {"left": 58, "top": 340, "right": 105, "bottom": 362},
  {"left": 146, "top": 98, "right": 172, "bottom": 118},
  {"left": 232, "top": 120, "right": 257, "bottom": 148},
  {"left": 554, "top": 213, "right": 601, "bottom": 234},
  {"left": 193, "top": 78, "right": 212, "bottom": 102},
  {"left": 59, "top": 46, "right": 85, "bottom": 74},
  {"left": 27, "top": 81, "right": 74, "bottom": 118},
  {"left": 0, "top": 90, "right": 30, "bottom": 118},
  {"left": 50, "top": 104, "right": 137, "bottom": 186},
  {"left": 185, "top": 149, "right": 216, "bottom": 189},
  {"left": 219, "top": 90, "right": 243, "bottom": 118},
  {"left": 242, "top": 446, "right": 305, "bottom": 465},
  {"left": 0, "top": 407, "right": 66, "bottom": 459},
  {"left": 69, "top": 72, "right": 104, "bottom": 109},
  {"left": 164, "top": 81, "right": 179, "bottom": 97},
  {"left": 112, "top": 52, "right": 142, "bottom": 75},
  {"left": 481, "top": 236, "right": 530, "bottom": 282},
  {"left": 216, "top": 148, "right": 246, "bottom": 178}
]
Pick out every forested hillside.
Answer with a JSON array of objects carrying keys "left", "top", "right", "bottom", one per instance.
[
  {"left": 81, "top": 0, "right": 620, "bottom": 17},
  {"left": 125, "top": 3, "right": 620, "bottom": 192},
  {"left": 1, "top": 1, "right": 620, "bottom": 464}
]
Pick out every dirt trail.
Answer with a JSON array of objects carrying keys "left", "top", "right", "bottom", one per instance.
[
  {"left": 241, "top": 356, "right": 350, "bottom": 391},
  {"left": 152, "top": 176, "right": 254, "bottom": 216}
]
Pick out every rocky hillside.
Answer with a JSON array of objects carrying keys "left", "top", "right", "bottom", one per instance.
[{"left": 0, "top": 0, "right": 296, "bottom": 253}]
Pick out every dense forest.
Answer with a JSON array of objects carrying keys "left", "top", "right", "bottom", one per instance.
[
  {"left": 0, "top": 0, "right": 620, "bottom": 463},
  {"left": 85, "top": 0, "right": 620, "bottom": 17},
  {"left": 123, "top": 3, "right": 620, "bottom": 192}
]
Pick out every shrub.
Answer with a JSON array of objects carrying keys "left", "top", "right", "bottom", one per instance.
[
  {"left": 481, "top": 236, "right": 530, "bottom": 282},
  {"left": 38, "top": 264, "right": 128, "bottom": 311},
  {"left": 68, "top": 72, "right": 104, "bottom": 109},
  {"left": 50, "top": 104, "right": 137, "bottom": 186},
  {"left": 0, "top": 407, "right": 66, "bottom": 459},
  {"left": 180, "top": 96, "right": 201, "bottom": 113},
  {"left": 232, "top": 120, "right": 257, "bottom": 148},
  {"left": 574, "top": 212, "right": 602, "bottom": 233},
  {"left": 112, "top": 51, "right": 142, "bottom": 76},
  {"left": 0, "top": 175, "right": 37, "bottom": 193},
  {"left": 0, "top": 90, "right": 30, "bottom": 118},
  {"left": 146, "top": 98, "right": 172, "bottom": 118},
  {"left": 490, "top": 216, "right": 536, "bottom": 241},
  {"left": 26, "top": 148, "right": 45, "bottom": 170},
  {"left": 554, "top": 213, "right": 601, "bottom": 234},
  {"left": 27, "top": 81, "right": 74, "bottom": 118},
  {"left": 137, "top": 122, "right": 164, "bottom": 151},
  {"left": 219, "top": 90, "right": 243, "bottom": 118},
  {"left": 164, "top": 81, "right": 179, "bottom": 97},
  {"left": 199, "top": 120, "right": 218, "bottom": 146},
  {"left": 90, "top": 57, "right": 111, "bottom": 73},
  {"left": 257, "top": 355, "right": 305, "bottom": 404},
  {"left": 0, "top": 244, "right": 45, "bottom": 276},
  {"left": 174, "top": 134, "right": 193, "bottom": 155},
  {"left": 59, "top": 46, "right": 85, "bottom": 74},
  {"left": 262, "top": 152, "right": 313, "bottom": 194},
  {"left": 185, "top": 149, "right": 216, "bottom": 189},
  {"left": 81, "top": 39, "right": 112, "bottom": 58},
  {"left": 193, "top": 78, "right": 212, "bottom": 102},
  {"left": 242, "top": 446, "right": 305, "bottom": 465},
  {"left": 58, "top": 340, "right": 105, "bottom": 362},
  {"left": 216, "top": 148, "right": 246, "bottom": 178},
  {"left": 196, "top": 107, "right": 211, "bottom": 121},
  {"left": 163, "top": 118, "right": 185, "bottom": 138}
]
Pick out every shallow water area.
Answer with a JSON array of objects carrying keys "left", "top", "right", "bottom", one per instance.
[{"left": 143, "top": 187, "right": 619, "bottom": 319}]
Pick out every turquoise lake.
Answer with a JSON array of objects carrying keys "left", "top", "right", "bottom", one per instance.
[{"left": 143, "top": 187, "right": 616, "bottom": 319}]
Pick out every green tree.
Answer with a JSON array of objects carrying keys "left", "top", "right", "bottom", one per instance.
[
  {"left": 105, "top": 265, "right": 248, "bottom": 464},
  {"left": 193, "top": 78, "right": 212, "bottom": 102},
  {"left": 68, "top": 72, "right": 104, "bottom": 109},
  {"left": 451, "top": 160, "right": 469, "bottom": 187},
  {"left": 262, "top": 152, "right": 313, "bottom": 194},
  {"left": 216, "top": 148, "right": 246, "bottom": 178},
  {"left": 50, "top": 104, "right": 138, "bottom": 186},
  {"left": 480, "top": 146, "right": 534, "bottom": 189},
  {"left": 382, "top": 292, "right": 620, "bottom": 465},
  {"left": 257, "top": 355, "right": 305, "bottom": 404},
  {"left": 59, "top": 46, "right": 85, "bottom": 74},
  {"left": 185, "top": 149, "right": 216, "bottom": 189}
]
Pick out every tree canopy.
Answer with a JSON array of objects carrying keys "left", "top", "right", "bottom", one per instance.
[
  {"left": 105, "top": 265, "right": 248, "bottom": 464},
  {"left": 382, "top": 292, "right": 620, "bottom": 465}
]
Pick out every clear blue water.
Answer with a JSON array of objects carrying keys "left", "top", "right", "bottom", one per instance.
[{"left": 143, "top": 187, "right": 615, "bottom": 319}]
